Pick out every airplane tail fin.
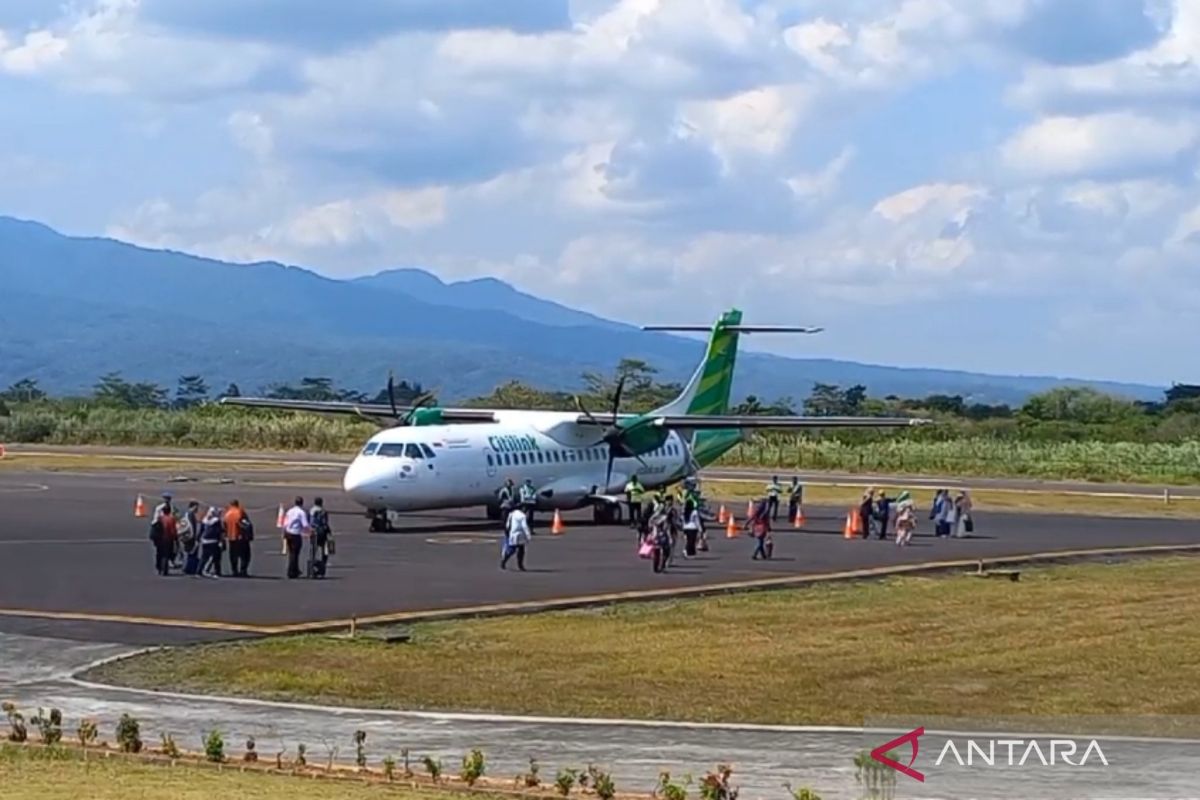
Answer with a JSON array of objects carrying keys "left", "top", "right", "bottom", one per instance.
[
  {"left": 644, "top": 311, "right": 821, "bottom": 417},
  {"left": 644, "top": 311, "right": 821, "bottom": 469}
]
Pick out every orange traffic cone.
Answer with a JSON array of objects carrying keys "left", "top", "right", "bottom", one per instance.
[
  {"left": 843, "top": 509, "right": 855, "bottom": 539},
  {"left": 276, "top": 504, "right": 285, "bottom": 528},
  {"left": 134, "top": 494, "right": 146, "bottom": 518},
  {"left": 551, "top": 509, "right": 565, "bottom": 535},
  {"left": 851, "top": 508, "right": 863, "bottom": 537},
  {"left": 726, "top": 514, "right": 739, "bottom": 539},
  {"left": 793, "top": 505, "right": 805, "bottom": 528},
  {"left": 717, "top": 504, "right": 728, "bottom": 524},
  {"left": 746, "top": 499, "right": 754, "bottom": 517}
]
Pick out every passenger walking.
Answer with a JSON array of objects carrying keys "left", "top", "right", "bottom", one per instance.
[
  {"left": 501, "top": 505, "right": 531, "bottom": 571},
  {"left": 308, "top": 497, "right": 332, "bottom": 579},
  {"left": 224, "top": 500, "right": 252, "bottom": 577},
  {"left": 765, "top": 476, "right": 782, "bottom": 521},
  {"left": 197, "top": 507, "right": 224, "bottom": 578},
  {"left": 874, "top": 490, "right": 892, "bottom": 540},
  {"left": 282, "top": 496, "right": 309, "bottom": 580},
  {"left": 496, "top": 479, "right": 516, "bottom": 526},
  {"left": 180, "top": 500, "right": 201, "bottom": 575},
  {"left": 953, "top": 490, "right": 974, "bottom": 538},
  {"left": 682, "top": 501, "right": 701, "bottom": 558},
  {"left": 859, "top": 488, "right": 875, "bottom": 540},
  {"left": 149, "top": 499, "right": 178, "bottom": 577},
  {"left": 747, "top": 498, "right": 773, "bottom": 560}
]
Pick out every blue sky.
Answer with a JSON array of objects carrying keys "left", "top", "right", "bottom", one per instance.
[{"left": 1, "top": 0, "right": 1198, "bottom": 386}]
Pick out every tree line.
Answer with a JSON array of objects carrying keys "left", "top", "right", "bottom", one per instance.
[{"left": 2, "top": 362, "right": 1198, "bottom": 444}]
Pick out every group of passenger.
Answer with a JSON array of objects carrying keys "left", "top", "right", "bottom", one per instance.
[
  {"left": 147, "top": 492, "right": 335, "bottom": 580},
  {"left": 856, "top": 486, "right": 974, "bottom": 545}
]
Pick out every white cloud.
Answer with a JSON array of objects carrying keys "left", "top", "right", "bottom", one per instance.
[
  {"left": 0, "top": 28, "right": 68, "bottom": 74},
  {"left": 1000, "top": 112, "right": 1200, "bottom": 180}
]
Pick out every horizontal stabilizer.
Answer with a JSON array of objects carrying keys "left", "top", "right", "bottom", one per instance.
[{"left": 643, "top": 324, "right": 823, "bottom": 334}]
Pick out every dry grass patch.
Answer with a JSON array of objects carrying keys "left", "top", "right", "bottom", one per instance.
[{"left": 88, "top": 557, "right": 1200, "bottom": 729}]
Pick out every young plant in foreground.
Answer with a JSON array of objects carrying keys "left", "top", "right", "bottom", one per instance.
[
  {"left": 461, "top": 748, "right": 486, "bottom": 786},
  {"left": 783, "top": 786, "right": 822, "bottom": 800},
  {"left": 159, "top": 733, "right": 181, "bottom": 759},
  {"left": 2, "top": 702, "right": 27, "bottom": 743},
  {"left": 32, "top": 708, "right": 62, "bottom": 746},
  {"left": 524, "top": 757, "right": 542, "bottom": 788},
  {"left": 203, "top": 729, "right": 224, "bottom": 763},
  {"left": 75, "top": 719, "right": 98, "bottom": 751},
  {"left": 423, "top": 755, "right": 444, "bottom": 783},
  {"left": 555, "top": 768, "right": 579, "bottom": 796},
  {"left": 401, "top": 748, "right": 413, "bottom": 778},
  {"left": 354, "top": 729, "right": 368, "bottom": 769},
  {"left": 383, "top": 756, "right": 396, "bottom": 782},
  {"left": 591, "top": 767, "right": 617, "bottom": 800},
  {"left": 296, "top": 743, "right": 307, "bottom": 768},
  {"left": 115, "top": 713, "right": 142, "bottom": 754},
  {"left": 656, "top": 771, "right": 691, "bottom": 800},
  {"left": 700, "top": 765, "right": 738, "bottom": 800}
]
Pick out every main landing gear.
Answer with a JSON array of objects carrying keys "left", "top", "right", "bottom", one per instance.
[{"left": 592, "top": 502, "right": 624, "bottom": 526}]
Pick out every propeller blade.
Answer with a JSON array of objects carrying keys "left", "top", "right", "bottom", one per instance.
[{"left": 611, "top": 374, "right": 626, "bottom": 418}]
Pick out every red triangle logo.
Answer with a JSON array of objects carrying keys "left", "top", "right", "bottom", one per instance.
[{"left": 870, "top": 726, "right": 925, "bottom": 783}]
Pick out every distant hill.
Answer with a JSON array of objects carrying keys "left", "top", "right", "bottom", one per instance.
[{"left": 0, "top": 215, "right": 1163, "bottom": 405}]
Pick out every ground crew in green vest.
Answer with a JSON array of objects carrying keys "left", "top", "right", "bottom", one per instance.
[
  {"left": 518, "top": 478, "right": 538, "bottom": 529},
  {"left": 624, "top": 474, "right": 645, "bottom": 530},
  {"left": 765, "top": 475, "right": 783, "bottom": 521}
]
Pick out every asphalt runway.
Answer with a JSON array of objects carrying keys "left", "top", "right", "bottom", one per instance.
[{"left": 2, "top": 466, "right": 1199, "bottom": 645}]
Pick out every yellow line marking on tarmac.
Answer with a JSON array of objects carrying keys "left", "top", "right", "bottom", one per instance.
[{"left": 0, "top": 543, "right": 1197, "bottom": 635}]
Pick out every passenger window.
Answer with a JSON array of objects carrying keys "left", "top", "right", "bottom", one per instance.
[
  {"left": 553, "top": 451, "right": 561, "bottom": 463},
  {"left": 537, "top": 452, "right": 544, "bottom": 464},
  {"left": 487, "top": 454, "right": 494, "bottom": 466},
  {"left": 504, "top": 453, "right": 512, "bottom": 466},
  {"left": 420, "top": 444, "right": 436, "bottom": 458},
  {"left": 405, "top": 444, "right": 423, "bottom": 459}
]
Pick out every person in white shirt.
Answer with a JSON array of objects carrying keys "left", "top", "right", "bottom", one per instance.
[
  {"left": 282, "top": 496, "right": 310, "bottom": 579},
  {"left": 501, "top": 506, "right": 531, "bottom": 571}
]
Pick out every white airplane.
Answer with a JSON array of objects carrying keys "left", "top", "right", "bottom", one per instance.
[{"left": 222, "top": 309, "right": 930, "bottom": 530}]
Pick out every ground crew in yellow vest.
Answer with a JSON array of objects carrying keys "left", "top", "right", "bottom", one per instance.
[
  {"left": 624, "top": 474, "right": 645, "bottom": 529},
  {"left": 766, "top": 476, "right": 783, "bottom": 521}
]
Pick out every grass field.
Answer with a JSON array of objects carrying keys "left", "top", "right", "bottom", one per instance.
[
  {"left": 0, "top": 746, "right": 480, "bottom": 800},
  {"left": 6, "top": 406, "right": 1200, "bottom": 484},
  {"left": 705, "top": 481, "right": 1200, "bottom": 519},
  {"left": 89, "top": 557, "right": 1200, "bottom": 731}
]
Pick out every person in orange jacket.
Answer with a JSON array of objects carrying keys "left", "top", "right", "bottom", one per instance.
[{"left": 224, "top": 500, "right": 252, "bottom": 577}]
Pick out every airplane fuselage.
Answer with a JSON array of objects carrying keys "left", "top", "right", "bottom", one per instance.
[{"left": 341, "top": 410, "right": 706, "bottom": 513}]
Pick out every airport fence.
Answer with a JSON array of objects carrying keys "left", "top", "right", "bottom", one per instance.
[{"left": 3, "top": 406, "right": 1200, "bottom": 484}]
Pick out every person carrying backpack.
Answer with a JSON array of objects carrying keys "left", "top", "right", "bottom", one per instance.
[{"left": 309, "top": 498, "right": 333, "bottom": 579}]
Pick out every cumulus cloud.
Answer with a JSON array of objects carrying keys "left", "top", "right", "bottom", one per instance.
[
  {"left": 1000, "top": 112, "right": 1200, "bottom": 180},
  {"left": 4, "top": 0, "right": 1200, "bottom": 382}
]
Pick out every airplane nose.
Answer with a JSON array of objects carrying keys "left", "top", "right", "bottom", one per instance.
[{"left": 343, "top": 459, "right": 387, "bottom": 505}]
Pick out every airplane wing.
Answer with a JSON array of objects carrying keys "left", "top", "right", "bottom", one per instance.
[
  {"left": 219, "top": 397, "right": 499, "bottom": 423},
  {"left": 572, "top": 413, "right": 932, "bottom": 429}
]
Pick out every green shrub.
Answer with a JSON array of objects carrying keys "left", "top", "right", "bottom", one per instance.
[
  {"left": 203, "top": 729, "right": 224, "bottom": 763},
  {"left": 555, "top": 768, "right": 578, "bottom": 796},
  {"left": 460, "top": 748, "right": 485, "bottom": 786},
  {"left": 116, "top": 714, "right": 141, "bottom": 753}
]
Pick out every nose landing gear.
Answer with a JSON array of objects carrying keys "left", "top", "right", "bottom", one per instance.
[{"left": 368, "top": 509, "right": 396, "bottom": 533}]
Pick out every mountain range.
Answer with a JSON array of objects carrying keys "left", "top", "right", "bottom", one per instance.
[{"left": 0, "top": 215, "right": 1163, "bottom": 405}]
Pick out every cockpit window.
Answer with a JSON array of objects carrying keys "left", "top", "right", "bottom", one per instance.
[
  {"left": 362, "top": 442, "right": 380, "bottom": 456},
  {"left": 377, "top": 443, "right": 405, "bottom": 457},
  {"left": 420, "top": 443, "right": 436, "bottom": 459},
  {"left": 404, "top": 443, "right": 424, "bottom": 459}
]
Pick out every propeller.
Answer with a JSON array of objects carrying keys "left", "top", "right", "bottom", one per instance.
[
  {"left": 574, "top": 375, "right": 646, "bottom": 491},
  {"left": 386, "top": 373, "right": 439, "bottom": 426}
]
